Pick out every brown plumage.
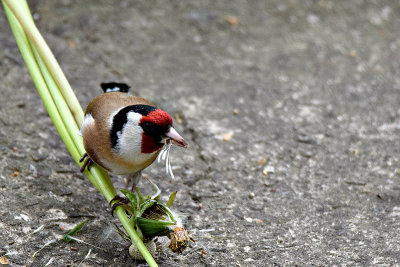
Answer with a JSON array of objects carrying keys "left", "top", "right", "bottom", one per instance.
[
  {"left": 81, "top": 92, "right": 159, "bottom": 173},
  {"left": 80, "top": 82, "right": 188, "bottom": 183}
]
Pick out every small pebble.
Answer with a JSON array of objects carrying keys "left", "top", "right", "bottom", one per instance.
[
  {"left": 258, "top": 154, "right": 267, "bottom": 166},
  {"left": 248, "top": 192, "right": 255, "bottom": 199},
  {"left": 0, "top": 256, "right": 9, "bottom": 265},
  {"left": 225, "top": 15, "right": 239, "bottom": 26},
  {"left": 67, "top": 39, "right": 76, "bottom": 48},
  {"left": 262, "top": 166, "right": 275, "bottom": 176},
  {"left": 223, "top": 132, "right": 234, "bottom": 141},
  {"left": 30, "top": 165, "right": 38, "bottom": 178},
  {"left": 244, "top": 217, "right": 253, "bottom": 223},
  {"left": 33, "top": 13, "right": 40, "bottom": 21},
  {"left": 11, "top": 171, "right": 20, "bottom": 177}
]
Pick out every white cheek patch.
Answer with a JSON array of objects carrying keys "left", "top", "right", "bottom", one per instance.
[
  {"left": 127, "top": 111, "right": 143, "bottom": 124},
  {"left": 115, "top": 111, "right": 157, "bottom": 165},
  {"left": 118, "top": 112, "right": 143, "bottom": 156}
]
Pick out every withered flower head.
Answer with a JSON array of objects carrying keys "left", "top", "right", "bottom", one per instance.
[{"left": 169, "top": 226, "right": 195, "bottom": 254}]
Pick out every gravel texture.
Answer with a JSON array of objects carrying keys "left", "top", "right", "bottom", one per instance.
[{"left": 1, "top": 0, "right": 400, "bottom": 266}]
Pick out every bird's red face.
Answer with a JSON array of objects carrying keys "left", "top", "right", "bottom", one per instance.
[{"left": 139, "top": 109, "right": 188, "bottom": 153}]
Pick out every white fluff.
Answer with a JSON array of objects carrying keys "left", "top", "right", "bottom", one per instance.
[
  {"left": 157, "top": 141, "right": 175, "bottom": 179},
  {"left": 80, "top": 114, "right": 95, "bottom": 136}
]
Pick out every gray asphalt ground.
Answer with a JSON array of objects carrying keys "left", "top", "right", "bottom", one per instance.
[{"left": 1, "top": 0, "right": 400, "bottom": 266}]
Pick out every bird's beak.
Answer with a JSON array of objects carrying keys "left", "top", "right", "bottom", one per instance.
[{"left": 165, "top": 127, "right": 189, "bottom": 148}]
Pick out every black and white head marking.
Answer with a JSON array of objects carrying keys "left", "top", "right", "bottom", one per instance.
[{"left": 110, "top": 104, "right": 157, "bottom": 149}]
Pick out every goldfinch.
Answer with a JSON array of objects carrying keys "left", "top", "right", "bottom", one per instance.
[{"left": 79, "top": 82, "right": 188, "bottom": 186}]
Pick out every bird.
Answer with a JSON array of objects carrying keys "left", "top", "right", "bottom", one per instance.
[{"left": 79, "top": 82, "right": 188, "bottom": 189}]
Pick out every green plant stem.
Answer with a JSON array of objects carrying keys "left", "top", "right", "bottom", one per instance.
[
  {"left": 17, "top": 0, "right": 116, "bottom": 194},
  {"left": 3, "top": 2, "right": 81, "bottom": 172},
  {"left": 2, "top": 1, "right": 158, "bottom": 266},
  {"left": 3, "top": 0, "right": 84, "bottom": 126},
  {"left": 14, "top": 0, "right": 111, "bottom": 193},
  {"left": 30, "top": 36, "right": 113, "bottom": 193}
]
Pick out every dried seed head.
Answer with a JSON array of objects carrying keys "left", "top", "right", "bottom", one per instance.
[{"left": 168, "top": 226, "right": 194, "bottom": 254}]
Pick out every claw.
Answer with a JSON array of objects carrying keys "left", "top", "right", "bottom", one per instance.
[
  {"left": 79, "top": 153, "right": 88, "bottom": 162},
  {"left": 79, "top": 153, "right": 93, "bottom": 172},
  {"left": 109, "top": 195, "right": 130, "bottom": 217}
]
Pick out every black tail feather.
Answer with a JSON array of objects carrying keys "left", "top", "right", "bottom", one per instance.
[{"left": 100, "top": 82, "right": 130, "bottom": 93}]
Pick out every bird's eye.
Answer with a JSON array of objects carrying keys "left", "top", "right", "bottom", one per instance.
[
  {"left": 140, "top": 121, "right": 171, "bottom": 145},
  {"left": 141, "top": 122, "right": 157, "bottom": 135}
]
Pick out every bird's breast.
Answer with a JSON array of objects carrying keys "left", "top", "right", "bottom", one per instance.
[{"left": 104, "top": 149, "right": 161, "bottom": 175}]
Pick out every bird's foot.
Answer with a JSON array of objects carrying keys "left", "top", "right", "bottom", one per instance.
[
  {"left": 79, "top": 153, "right": 93, "bottom": 172},
  {"left": 109, "top": 195, "right": 131, "bottom": 217}
]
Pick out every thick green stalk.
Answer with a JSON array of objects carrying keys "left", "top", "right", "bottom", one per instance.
[
  {"left": 2, "top": 1, "right": 158, "bottom": 266},
  {"left": 3, "top": 2, "right": 81, "bottom": 171},
  {"left": 3, "top": 0, "right": 84, "bottom": 126},
  {"left": 3, "top": 0, "right": 102, "bottom": 193},
  {"left": 16, "top": 0, "right": 115, "bottom": 194},
  {"left": 29, "top": 40, "right": 111, "bottom": 193}
]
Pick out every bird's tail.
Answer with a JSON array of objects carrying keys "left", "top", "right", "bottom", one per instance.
[{"left": 100, "top": 82, "right": 130, "bottom": 93}]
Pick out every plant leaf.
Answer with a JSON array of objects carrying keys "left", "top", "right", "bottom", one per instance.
[
  {"left": 120, "top": 189, "right": 139, "bottom": 214},
  {"left": 137, "top": 217, "right": 173, "bottom": 238},
  {"left": 62, "top": 220, "right": 88, "bottom": 243},
  {"left": 166, "top": 191, "right": 178, "bottom": 207}
]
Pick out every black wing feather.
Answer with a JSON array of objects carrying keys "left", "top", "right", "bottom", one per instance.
[{"left": 100, "top": 82, "right": 130, "bottom": 93}]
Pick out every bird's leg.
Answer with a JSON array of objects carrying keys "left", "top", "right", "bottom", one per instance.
[
  {"left": 131, "top": 172, "right": 142, "bottom": 191},
  {"left": 124, "top": 175, "right": 131, "bottom": 190},
  {"left": 124, "top": 172, "right": 142, "bottom": 191},
  {"left": 79, "top": 153, "right": 93, "bottom": 172}
]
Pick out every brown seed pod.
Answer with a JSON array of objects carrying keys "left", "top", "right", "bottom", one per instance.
[{"left": 168, "top": 226, "right": 195, "bottom": 254}]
